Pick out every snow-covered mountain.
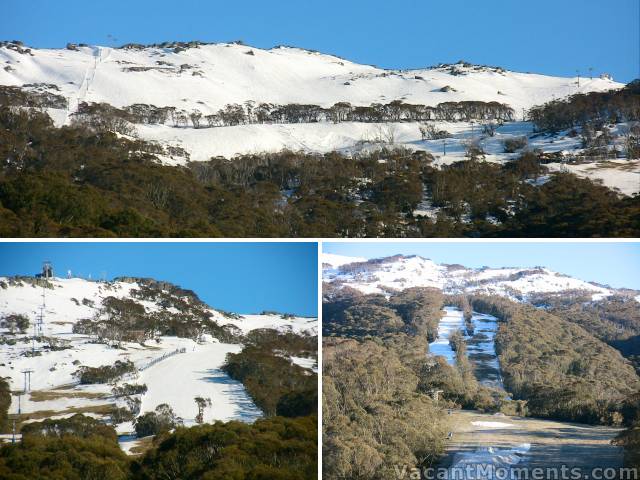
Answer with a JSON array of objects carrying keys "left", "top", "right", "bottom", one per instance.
[
  {"left": 4, "top": 41, "right": 636, "bottom": 194},
  {"left": 1, "top": 42, "right": 619, "bottom": 117},
  {"left": 323, "top": 254, "right": 636, "bottom": 301},
  {"left": 0, "top": 275, "right": 316, "bottom": 444}
]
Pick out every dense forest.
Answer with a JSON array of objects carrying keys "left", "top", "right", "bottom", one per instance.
[
  {"left": 471, "top": 296, "right": 640, "bottom": 425},
  {"left": 1, "top": 104, "right": 638, "bottom": 237},
  {"left": 322, "top": 287, "right": 510, "bottom": 478},
  {"left": 0, "top": 413, "right": 317, "bottom": 479},
  {"left": 539, "top": 295, "right": 640, "bottom": 372},
  {"left": 323, "top": 284, "right": 640, "bottom": 471}
]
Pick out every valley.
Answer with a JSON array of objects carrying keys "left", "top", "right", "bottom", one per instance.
[{"left": 322, "top": 249, "right": 640, "bottom": 478}]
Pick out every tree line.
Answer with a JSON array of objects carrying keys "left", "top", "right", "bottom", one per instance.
[
  {"left": 1, "top": 105, "right": 638, "bottom": 238},
  {"left": 68, "top": 98, "right": 515, "bottom": 131},
  {"left": 529, "top": 79, "right": 640, "bottom": 134},
  {"left": 0, "top": 413, "right": 317, "bottom": 479},
  {"left": 222, "top": 328, "right": 317, "bottom": 417}
]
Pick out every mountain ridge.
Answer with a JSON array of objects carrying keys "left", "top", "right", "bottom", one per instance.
[{"left": 322, "top": 253, "right": 640, "bottom": 301}]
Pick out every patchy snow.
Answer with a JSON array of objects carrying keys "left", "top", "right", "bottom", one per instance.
[
  {"left": 448, "top": 443, "right": 530, "bottom": 475},
  {"left": 546, "top": 159, "right": 640, "bottom": 196},
  {"left": 326, "top": 255, "right": 447, "bottom": 295},
  {"left": 217, "top": 313, "right": 317, "bottom": 335},
  {"left": 428, "top": 308, "right": 466, "bottom": 365},
  {"left": 467, "top": 313, "right": 504, "bottom": 390},
  {"left": 1, "top": 43, "right": 619, "bottom": 122},
  {"left": 324, "top": 256, "right": 620, "bottom": 301},
  {"left": 2, "top": 43, "right": 634, "bottom": 193},
  {"left": 471, "top": 421, "right": 515, "bottom": 429},
  {"left": 290, "top": 356, "right": 318, "bottom": 373}
]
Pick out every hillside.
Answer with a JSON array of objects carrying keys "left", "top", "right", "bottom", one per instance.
[
  {"left": 3, "top": 40, "right": 637, "bottom": 196},
  {"left": 1, "top": 41, "right": 619, "bottom": 119},
  {"left": 323, "top": 253, "right": 637, "bottom": 301},
  {"left": 0, "top": 274, "right": 316, "bottom": 453},
  {"left": 322, "top": 254, "right": 640, "bottom": 474}
]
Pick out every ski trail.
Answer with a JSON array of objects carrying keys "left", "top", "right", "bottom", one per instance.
[{"left": 65, "top": 47, "right": 102, "bottom": 124}]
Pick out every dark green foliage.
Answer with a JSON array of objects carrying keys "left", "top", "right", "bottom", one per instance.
[
  {"left": 276, "top": 389, "right": 318, "bottom": 417},
  {"left": 75, "top": 360, "right": 136, "bottom": 384},
  {"left": 112, "top": 384, "right": 148, "bottom": 397},
  {"left": 0, "top": 377, "right": 10, "bottom": 433},
  {"left": 0, "top": 418, "right": 129, "bottom": 480},
  {"left": 72, "top": 278, "right": 241, "bottom": 343},
  {"left": 131, "top": 415, "right": 317, "bottom": 480},
  {"left": 222, "top": 330, "right": 317, "bottom": 416},
  {"left": 1, "top": 314, "right": 29, "bottom": 334},
  {"left": 502, "top": 136, "right": 528, "bottom": 153},
  {"left": 323, "top": 284, "right": 444, "bottom": 339},
  {"left": 134, "top": 404, "right": 179, "bottom": 438},
  {"left": 615, "top": 393, "right": 640, "bottom": 467},
  {"left": 0, "top": 105, "right": 638, "bottom": 237},
  {"left": 243, "top": 328, "right": 316, "bottom": 358},
  {"left": 323, "top": 338, "right": 449, "bottom": 479},
  {"left": 20, "top": 414, "right": 117, "bottom": 442}
]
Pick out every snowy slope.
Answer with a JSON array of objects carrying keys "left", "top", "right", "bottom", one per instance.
[
  {"left": 322, "top": 253, "right": 367, "bottom": 269},
  {"left": 323, "top": 254, "right": 630, "bottom": 301},
  {"left": 3, "top": 41, "right": 634, "bottom": 192},
  {"left": 0, "top": 275, "right": 316, "bottom": 436},
  {"left": 0, "top": 42, "right": 620, "bottom": 117}
]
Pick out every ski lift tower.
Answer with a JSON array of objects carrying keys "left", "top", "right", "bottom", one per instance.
[{"left": 36, "top": 261, "right": 53, "bottom": 339}]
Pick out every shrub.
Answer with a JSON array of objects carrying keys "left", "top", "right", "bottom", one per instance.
[
  {"left": 75, "top": 360, "right": 135, "bottom": 384},
  {"left": 503, "top": 136, "right": 528, "bottom": 153}
]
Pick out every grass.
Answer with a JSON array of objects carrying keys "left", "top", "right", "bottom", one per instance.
[
  {"left": 28, "top": 390, "right": 107, "bottom": 402},
  {"left": 15, "top": 404, "right": 115, "bottom": 430}
]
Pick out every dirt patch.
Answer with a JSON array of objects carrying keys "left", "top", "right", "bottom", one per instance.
[
  {"left": 440, "top": 410, "right": 624, "bottom": 469},
  {"left": 28, "top": 390, "right": 107, "bottom": 402}
]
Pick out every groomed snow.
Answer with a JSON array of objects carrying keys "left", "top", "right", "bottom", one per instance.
[
  {"left": 138, "top": 341, "right": 261, "bottom": 425},
  {"left": 448, "top": 443, "right": 530, "bottom": 475}
]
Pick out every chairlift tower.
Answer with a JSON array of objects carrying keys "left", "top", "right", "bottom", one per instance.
[
  {"left": 21, "top": 369, "right": 34, "bottom": 393},
  {"left": 36, "top": 261, "right": 52, "bottom": 339}
]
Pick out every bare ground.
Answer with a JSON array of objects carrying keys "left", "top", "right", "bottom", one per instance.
[{"left": 439, "top": 410, "right": 624, "bottom": 469}]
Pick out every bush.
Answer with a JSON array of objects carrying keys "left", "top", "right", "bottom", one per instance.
[
  {"left": 20, "top": 414, "right": 117, "bottom": 442},
  {"left": 1, "top": 314, "right": 29, "bottom": 334},
  {"left": 134, "top": 404, "right": 178, "bottom": 438},
  {"left": 503, "top": 136, "right": 528, "bottom": 153},
  {"left": 131, "top": 416, "right": 317, "bottom": 479},
  {"left": 75, "top": 360, "right": 135, "bottom": 384}
]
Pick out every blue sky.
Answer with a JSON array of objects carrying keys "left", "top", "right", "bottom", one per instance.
[
  {"left": 324, "top": 242, "right": 640, "bottom": 290},
  {"left": 0, "top": 243, "right": 318, "bottom": 316},
  {"left": 3, "top": 0, "right": 638, "bottom": 82}
]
